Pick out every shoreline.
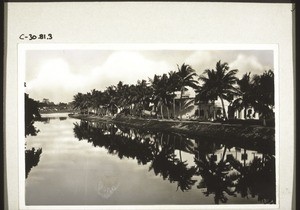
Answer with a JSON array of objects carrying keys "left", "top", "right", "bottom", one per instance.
[{"left": 69, "top": 113, "right": 275, "bottom": 154}]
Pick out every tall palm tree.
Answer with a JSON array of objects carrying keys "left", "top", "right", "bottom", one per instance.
[
  {"left": 198, "top": 60, "right": 238, "bottom": 119},
  {"left": 252, "top": 70, "right": 275, "bottom": 125},
  {"left": 105, "top": 85, "right": 118, "bottom": 115},
  {"left": 150, "top": 74, "right": 174, "bottom": 119},
  {"left": 135, "top": 80, "right": 153, "bottom": 117},
  {"left": 168, "top": 71, "right": 180, "bottom": 119},
  {"left": 176, "top": 63, "right": 199, "bottom": 120},
  {"left": 232, "top": 73, "right": 256, "bottom": 119}
]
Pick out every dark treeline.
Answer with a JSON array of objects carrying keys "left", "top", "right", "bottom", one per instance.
[
  {"left": 73, "top": 120, "right": 276, "bottom": 204},
  {"left": 25, "top": 93, "right": 41, "bottom": 137},
  {"left": 72, "top": 61, "right": 274, "bottom": 124},
  {"left": 25, "top": 93, "right": 42, "bottom": 179}
]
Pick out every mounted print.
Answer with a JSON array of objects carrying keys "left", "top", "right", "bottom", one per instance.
[
  {"left": 19, "top": 44, "right": 278, "bottom": 207},
  {"left": 4, "top": 2, "right": 294, "bottom": 210}
]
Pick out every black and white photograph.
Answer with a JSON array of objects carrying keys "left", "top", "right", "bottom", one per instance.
[
  {"left": 4, "top": 2, "right": 294, "bottom": 210},
  {"left": 22, "top": 45, "right": 277, "bottom": 206}
]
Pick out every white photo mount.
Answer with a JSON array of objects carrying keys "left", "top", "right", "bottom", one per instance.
[{"left": 4, "top": 2, "right": 294, "bottom": 210}]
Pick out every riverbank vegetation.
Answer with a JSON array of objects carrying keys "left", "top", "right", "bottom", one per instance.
[
  {"left": 25, "top": 93, "right": 41, "bottom": 136},
  {"left": 25, "top": 93, "right": 43, "bottom": 178},
  {"left": 71, "top": 61, "right": 274, "bottom": 126}
]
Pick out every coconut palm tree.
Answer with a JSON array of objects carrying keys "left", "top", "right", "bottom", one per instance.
[
  {"left": 176, "top": 63, "right": 199, "bottom": 120},
  {"left": 150, "top": 74, "right": 173, "bottom": 119},
  {"left": 168, "top": 71, "right": 180, "bottom": 119},
  {"left": 252, "top": 70, "right": 275, "bottom": 125},
  {"left": 232, "top": 73, "right": 256, "bottom": 119},
  {"left": 135, "top": 80, "right": 153, "bottom": 117},
  {"left": 198, "top": 61, "right": 238, "bottom": 120},
  {"left": 105, "top": 85, "right": 118, "bottom": 115},
  {"left": 73, "top": 92, "right": 89, "bottom": 114}
]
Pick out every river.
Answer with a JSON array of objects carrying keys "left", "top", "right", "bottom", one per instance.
[{"left": 25, "top": 113, "right": 276, "bottom": 205}]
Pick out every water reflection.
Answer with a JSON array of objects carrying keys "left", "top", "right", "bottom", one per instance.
[
  {"left": 39, "top": 115, "right": 68, "bottom": 124},
  {"left": 195, "top": 148, "right": 238, "bottom": 204},
  {"left": 25, "top": 148, "right": 42, "bottom": 178},
  {"left": 73, "top": 120, "right": 276, "bottom": 204},
  {"left": 25, "top": 114, "right": 68, "bottom": 179},
  {"left": 229, "top": 154, "right": 276, "bottom": 204}
]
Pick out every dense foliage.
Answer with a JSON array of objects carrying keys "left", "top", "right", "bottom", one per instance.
[{"left": 25, "top": 93, "right": 41, "bottom": 136}]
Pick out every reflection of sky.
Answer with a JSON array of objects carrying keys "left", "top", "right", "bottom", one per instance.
[{"left": 25, "top": 113, "right": 260, "bottom": 205}]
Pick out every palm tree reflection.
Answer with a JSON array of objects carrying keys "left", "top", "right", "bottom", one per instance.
[
  {"left": 194, "top": 147, "right": 237, "bottom": 204},
  {"left": 73, "top": 121, "right": 276, "bottom": 204},
  {"left": 228, "top": 153, "right": 276, "bottom": 204}
]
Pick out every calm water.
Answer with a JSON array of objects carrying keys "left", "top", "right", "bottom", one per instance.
[{"left": 25, "top": 113, "right": 276, "bottom": 205}]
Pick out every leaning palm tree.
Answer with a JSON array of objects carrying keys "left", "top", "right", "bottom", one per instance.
[
  {"left": 176, "top": 63, "right": 199, "bottom": 120},
  {"left": 198, "top": 61, "right": 238, "bottom": 120}
]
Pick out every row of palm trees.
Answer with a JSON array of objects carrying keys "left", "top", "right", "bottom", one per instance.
[{"left": 72, "top": 60, "right": 274, "bottom": 122}]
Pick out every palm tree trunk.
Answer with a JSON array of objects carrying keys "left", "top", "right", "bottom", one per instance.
[
  {"left": 243, "top": 148, "right": 246, "bottom": 166},
  {"left": 262, "top": 116, "right": 266, "bottom": 126},
  {"left": 166, "top": 106, "right": 170, "bottom": 119},
  {"left": 219, "top": 96, "right": 227, "bottom": 119},
  {"left": 180, "top": 89, "right": 183, "bottom": 121},
  {"left": 179, "top": 136, "right": 182, "bottom": 162},
  {"left": 221, "top": 146, "right": 227, "bottom": 162},
  {"left": 160, "top": 104, "right": 164, "bottom": 120},
  {"left": 173, "top": 97, "right": 176, "bottom": 120},
  {"left": 160, "top": 133, "right": 164, "bottom": 146}
]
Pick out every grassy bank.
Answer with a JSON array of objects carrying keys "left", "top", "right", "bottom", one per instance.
[{"left": 69, "top": 113, "right": 275, "bottom": 154}]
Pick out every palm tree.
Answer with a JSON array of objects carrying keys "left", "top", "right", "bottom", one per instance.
[
  {"left": 150, "top": 74, "right": 173, "bottom": 119},
  {"left": 135, "top": 80, "right": 153, "bottom": 117},
  {"left": 252, "top": 70, "right": 275, "bottom": 125},
  {"left": 72, "top": 92, "right": 89, "bottom": 114},
  {"left": 198, "top": 60, "right": 238, "bottom": 120},
  {"left": 232, "top": 73, "right": 256, "bottom": 119},
  {"left": 168, "top": 71, "right": 180, "bottom": 119},
  {"left": 176, "top": 63, "right": 199, "bottom": 120},
  {"left": 105, "top": 85, "right": 118, "bottom": 115}
]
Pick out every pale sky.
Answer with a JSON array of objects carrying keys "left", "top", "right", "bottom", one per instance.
[{"left": 25, "top": 50, "right": 274, "bottom": 103}]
